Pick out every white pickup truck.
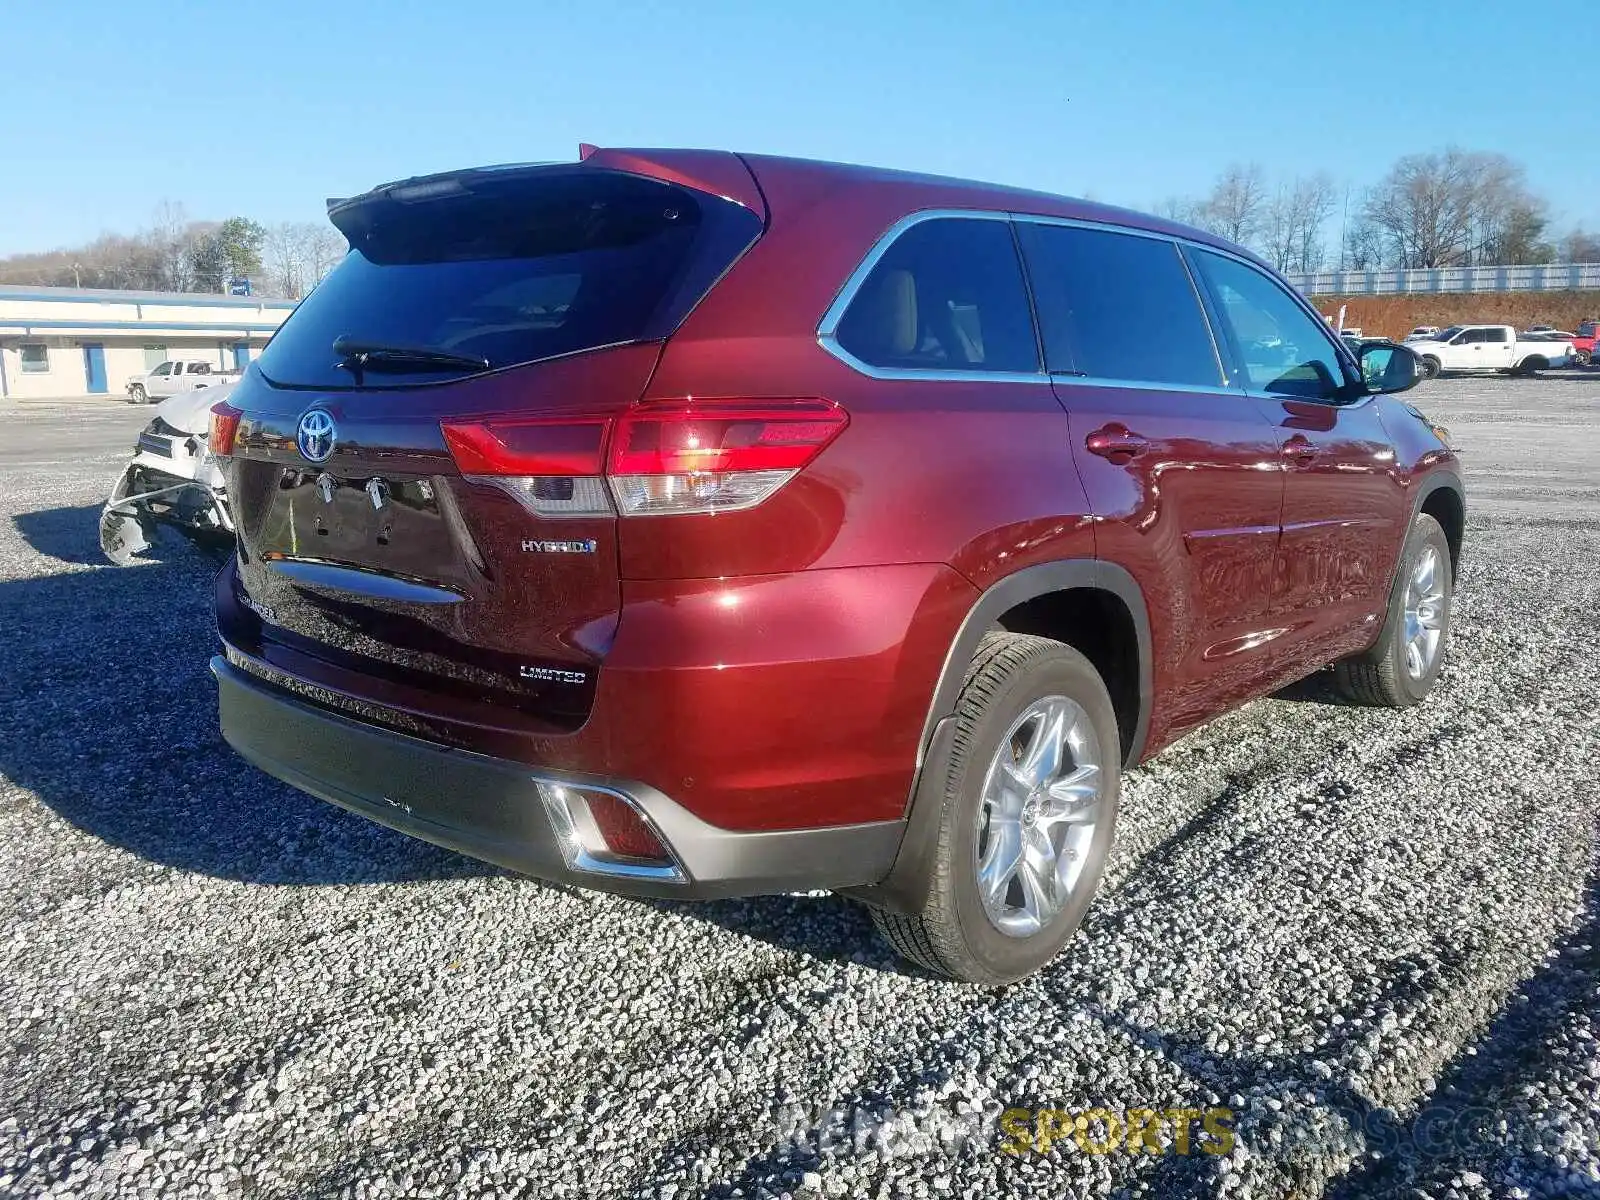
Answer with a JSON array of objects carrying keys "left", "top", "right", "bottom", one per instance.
[
  {"left": 126, "top": 358, "right": 242, "bottom": 404},
  {"left": 1410, "top": 324, "right": 1575, "bottom": 379}
]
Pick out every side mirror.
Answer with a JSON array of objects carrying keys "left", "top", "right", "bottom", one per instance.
[{"left": 1358, "top": 342, "right": 1422, "bottom": 394}]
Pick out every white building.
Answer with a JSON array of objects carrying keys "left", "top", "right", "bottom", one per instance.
[{"left": 0, "top": 285, "right": 296, "bottom": 400}]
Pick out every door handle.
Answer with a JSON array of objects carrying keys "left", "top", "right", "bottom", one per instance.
[
  {"left": 1086, "top": 424, "right": 1150, "bottom": 459},
  {"left": 1282, "top": 434, "right": 1318, "bottom": 463}
]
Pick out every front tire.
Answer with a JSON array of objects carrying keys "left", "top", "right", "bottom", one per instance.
[
  {"left": 129, "top": 384, "right": 147, "bottom": 404},
  {"left": 872, "top": 633, "right": 1120, "bottom": 985},
  {"left": 1419, "top": 356, "right": 1441, "bottom": 380},
  {"left": 1333, "top": 513, "right": 1453, "bottom": 706}
]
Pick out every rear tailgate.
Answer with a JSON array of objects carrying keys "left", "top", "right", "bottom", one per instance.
[
  {"left": 225, "top": 348, "right": 661, "bottom": 727},
  {"left": 221, "top": 161, "right": 763, "bottom": 729}
]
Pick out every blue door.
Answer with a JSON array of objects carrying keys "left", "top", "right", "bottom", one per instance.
[
  {"left": 83, "top": 343, "right": 107, "bottom": 393},
  {"left": 231, "top": 342, "right": 251, "bottom": 370}
]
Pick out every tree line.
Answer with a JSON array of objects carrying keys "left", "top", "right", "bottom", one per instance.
[
  {"left": 4, "top": 149, "right": 1597, "bottom": 296},
  {"left": 1158, "top": 148, "right": 1598, "bottom": 273},
  {"left": 0, "top": 202, "right": 346, "bottom": 299}
]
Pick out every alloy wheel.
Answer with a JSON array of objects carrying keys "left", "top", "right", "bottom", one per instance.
[
  {"left": 1403, "top": 545, "right": 1447, "bottom": 679},
  {"left": 973, "top": 695, "right": 1104, "bottom": 938}
]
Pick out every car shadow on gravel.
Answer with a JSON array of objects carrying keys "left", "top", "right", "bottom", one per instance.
[
  {"left": 642, "top": 892, "right": 902, "bottom": 973},
  {"left": 0, "top": 505, "right": 488, "bottom": 887},
  {"left": 1270, "top": 668, "right": 1352, "bottom": 706},
  {"left": 12, "top": 502, "right": 114, "bottom": 566}
]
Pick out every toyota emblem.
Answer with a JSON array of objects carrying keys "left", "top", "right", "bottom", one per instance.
[{"left": 296, "top": 409, "right": 337, "bottom": 464}]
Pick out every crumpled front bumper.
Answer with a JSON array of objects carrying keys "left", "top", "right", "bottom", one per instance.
[{"left": 100, "top": 452, "right": 233, "bottom": 564}]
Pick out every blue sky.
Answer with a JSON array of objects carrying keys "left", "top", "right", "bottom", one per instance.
[{"left": 3, "top": 0, "right": 1595, "bottom": 256}]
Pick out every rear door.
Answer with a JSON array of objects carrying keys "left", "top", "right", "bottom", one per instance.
[
  {"left": 1482, "top": 325, "right": 1515, "bottom": 368},
  {"left": 224, "top": 164, "right": 763, "bottom": 726},
  {"left": 1017, "top": 220, "right": 1285, "bottom": 735},
  {"left": 1187, "top": 248, "right": 1404, "bottom": 665}
]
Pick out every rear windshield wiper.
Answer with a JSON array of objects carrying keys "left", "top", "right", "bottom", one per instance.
[{"left": 333, "top": 335, "right": 490, "bottom": 383}]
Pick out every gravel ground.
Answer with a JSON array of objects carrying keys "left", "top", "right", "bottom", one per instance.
[{"left": 2, "top": 375, "right": 1598, "bottom": 1200}]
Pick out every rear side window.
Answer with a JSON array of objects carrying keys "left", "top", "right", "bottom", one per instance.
[
  {"left": 1018, "top": 223, "right": 1223, "bottom": 387},
  {"left": 257, "top": 168, "right": 761, "bottom": 389},
  {"left": 1191, "top": 250, "right": 1351, "bottom": 399},
  {"left": 833, "top": 218, "right": 1038, "bottom": 374},
  {"left": 1580, "top": 322, "right": 1597, "bottom": 338}
]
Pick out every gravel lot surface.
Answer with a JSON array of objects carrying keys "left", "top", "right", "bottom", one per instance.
[{"left": 2, "top": 375, "right": 1598, "bottom": 1200}]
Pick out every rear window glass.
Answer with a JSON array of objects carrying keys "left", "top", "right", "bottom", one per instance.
[
  {"left": 834, "top": 218, "right": 1039, "bottom": 374},
  {"left": 1018, "top": 223, "right": 1223, "bottom": 387},
  {"left": 257, "top": 169, "right": 761, "bottom": 389}
]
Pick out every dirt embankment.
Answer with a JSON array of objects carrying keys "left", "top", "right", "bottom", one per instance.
[{"left": 1309, "top": 291, "right": 1600, "bottom": 339}]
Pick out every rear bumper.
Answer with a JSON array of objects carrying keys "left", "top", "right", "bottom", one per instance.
[{"left": 214, "top": 655, "right": 905, "bottom": 899}]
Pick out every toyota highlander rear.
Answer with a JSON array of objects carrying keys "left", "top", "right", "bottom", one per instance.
[{"left": 211, "top": 153, "right": 921, "bottom": 899}]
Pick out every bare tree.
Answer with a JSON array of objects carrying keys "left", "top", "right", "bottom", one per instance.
[
  {"left": 1363, "top": 149, "right": 1555, "bottom": 268},
  {"left": 1559, "top": 229, "right": 1600, "bottom": 263},
  {"left": 264, "top": 221, "right": 347, "bottom": 298},
  {"left": 1195, "top": 164, "right": 1266, "bottom": 248},
  {"left": 1342, "top": 217, "right": 1385, "bottom": 270},
  {"left": 1152, "top": 196, "right": 1201, "bottom": 225},
  {"left": 1466, "top": 154, "right": 1552, "bottom": 264},
  {"left": 1263, "top": 174, "right": 1337, "bottom": 272}
]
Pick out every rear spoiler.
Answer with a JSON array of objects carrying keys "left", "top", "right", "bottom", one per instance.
[{"left": 325, "top": 147, "right": 767, "bottom": 223}]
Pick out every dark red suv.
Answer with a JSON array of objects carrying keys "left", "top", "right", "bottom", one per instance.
[{"left": 211, "top": 148, "right": 1463, "bottom": 983}]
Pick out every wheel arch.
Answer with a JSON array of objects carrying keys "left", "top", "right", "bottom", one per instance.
[
  {"left": 850, "top": 559, "right": 1152, "bottom": 915},
  {"left": 916, "top": 560, "right": 1152, "bottom": 772},
  {"left": 1414, "top": 469, "right": 1466, "bottom": 580}
]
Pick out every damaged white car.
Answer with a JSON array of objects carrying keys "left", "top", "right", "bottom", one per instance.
[{"left": 100, "top": 383, "right": 236, "bottom": 564}]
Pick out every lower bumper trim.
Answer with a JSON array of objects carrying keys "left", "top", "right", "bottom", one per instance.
[{"left": 213, "top": 654, "right": 904, "bottom": 900}]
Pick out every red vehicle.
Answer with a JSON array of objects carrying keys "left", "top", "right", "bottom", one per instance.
[
  {"left": 210, "top": 148, "right": 1463, "bottom": 983},
  {"left": 1574, "top": 320, "right": 1597, "bottom": 363}
]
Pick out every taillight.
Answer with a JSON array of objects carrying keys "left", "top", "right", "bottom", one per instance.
[
  {"left": 208, "top": 401, "right": 242, "bottom": 456},
  {"left": 441, "top": 417, "right": 613, "bottom": 517},
  {"left": 441, "top": 400, "right": 847, "bottom": 518},
  {"left": 606, "top": 400, "right": 847, "bottom": 516}
]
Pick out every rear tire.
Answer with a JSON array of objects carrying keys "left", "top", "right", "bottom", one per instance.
[
  {"left": 871, "top": 633, "right": 1120, "bottom": 985},
  {"left": 1419, "top": 356, "right": 1441, "bottom": 380},
  {"left": 1518, "top": 356, "right": 1548, "bottom": 376},
  {"left": 1333, "top": 513, "right": 1453, "bottom": 707}
]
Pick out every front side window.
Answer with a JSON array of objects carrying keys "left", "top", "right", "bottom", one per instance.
[
  {"left": 151, "top": 362, "right": 172, "bottom": 376},
  {"left": 19, "top": 344, "right": 48, "bottom": 373},
  {"left": 1192, "top": 251, "right": 1351, "bottom": 400},
  {"left": 1019, "top": 223, "right": 1223, "bottom": 387},
  {"left": 834, "top": 217, "right": 1038, "bottom": 374}
]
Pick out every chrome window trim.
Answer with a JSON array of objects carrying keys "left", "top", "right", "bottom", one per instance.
[
  {"left": 816, "top": 209, "right": 1050, "bottom": 385},
  {"left": 1051, "top": 376, "right": 1244, "bottom": 399},
  {"left": 1016, "top": 216, "right": 1233, "bottom": 389},
  {"left": 815, "top": 206, "right": 1310, "bottom": 397},
  {"left": 1182, "top": 243, "right": 1378, "bottom": 411}
]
